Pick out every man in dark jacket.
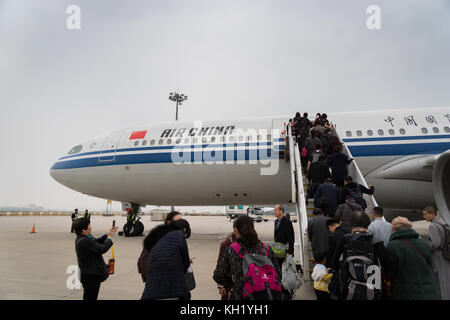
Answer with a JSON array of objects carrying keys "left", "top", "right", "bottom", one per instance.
[
  {"left": 274, "top": 204, "right": 295, "bottom": 267},
  {"left": 327, "top": 146, "right": 353, "bottom": 188},
  {"left": 334, "top": 195, "right": 363, "bottom": 233},
  {"left": 315, "top": 179, "right": 340, "bottom": 217},
  {"left": 307, "top": 208, "right": 329, "bottom": 257},
  {"left": 307, "top": 155, "right": 331, "bottom": 200},
  {"left": 273, "top": 204, "right": 295, "bottom": 300},
  {"left": 326, "top": 218, "right": 346, "bottom": 270},
  {"left": 339, "top": 176, "right": 375, "bottom": 206},
  {"left": 74, "top": 217, "right": 118, "bottom": 300},
  {"left": 141, "top": 220, "right": 191, "bottom": 300}
]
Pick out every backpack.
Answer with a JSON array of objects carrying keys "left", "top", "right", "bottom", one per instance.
[
  {"left": 345, "top": 184, "right": 367, "bottom": 209},
  {"left": 230, "top": 242, "right": 282, "bottom": 300},
  {"left": 338, "top": 233, "right": 379, "bottom": 300},
  {"left": 311, "top": 150, "right": 322, "bottom": 163},
  {"left": 435, "top": 221, "right": 450, "bottom": 261},
  {"left": 281, "top": 254, "right": 302, "bottom": 296}
]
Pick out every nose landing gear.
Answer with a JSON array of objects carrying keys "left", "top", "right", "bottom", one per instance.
[{"left": 123, "top": 203, "right": 144, "bottom": 237}]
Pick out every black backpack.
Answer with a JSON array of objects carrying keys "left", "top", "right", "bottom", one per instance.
[{"left": 338, "top": 233, "right": 380, "bottom": 300}]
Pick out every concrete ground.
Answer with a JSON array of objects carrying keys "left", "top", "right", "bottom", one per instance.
[
  {"left": 0, "top": 215, "right": 430, "bottom": 300},
  {"left": 0, "top": 215, "right": 314, "bottom": 300}
]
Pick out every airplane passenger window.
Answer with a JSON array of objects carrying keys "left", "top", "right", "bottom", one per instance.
[
  {"left": 134, "top": 141, "right": 139, "bottom": 146},
  {"left": 389, "top": 129, "right": 395, "bottom": 135},
  {"left": 399, "top": 129, "right": 406, "bottom": 135},
  {"left": 238, "top": 136, "right": 244, "bottom": 142},
  {"left": 247, "top": 136, "right": 253, "bottom": 141},
  {"left": 421, "top": 127, "right": 428, "bottom": 134},
  {"left": 229, "top": 136, "right": 235, "bottom": 142},
  {"left": 433, "top": 127, "right": 439, "bottom": 133},
  {"left": 356, "top": 130, "right": 362, "bottom": 136},
  {"left": 257, "top": 135, "right": 262, "bottom": 141},
  {"left": 445, "top": 127, "right": 450, "bottom": 133},
  {"left": 167, "top": 139, "right": 172, "bottom": 144},
  {"left": 68, "top": 145, "right": 83, "bottom": 154},
  {"left": 150, "top": 140, "right": 155, "bottom": 145},
  {"left": 202, "top": 137, "right": 207, "bottom": 143},
  {"left": 346, "top": 131, "right": 352, "bottom": 137},
  {"left": 211, "top": 137, "right": 216, "bottom": 143},
  {"left": 176, "top": 138, "right": 181, "bottom": 144},
  {"left": 378, "top": 129, "right": 384, "bottom": 136},
  {"left": 142, "top": 140, "right": 147, "bottom": 146},
  {"left": 367, "top": 130, "right": 373, "bottom": 136},
  {"left": 193, "top": 138, "right": 198, "bottom": 144},
  {"left": 158, "top": 139, "right": 163, "bottom": 145},
  {"left": 220, "top": 136, "right": 225, "bottom": 142},
  {"left": 184, "top": 138, "right": 190, "bottom": 144},
  {"left": 267, "top": 134, "right": 272, "bottom": 140}
]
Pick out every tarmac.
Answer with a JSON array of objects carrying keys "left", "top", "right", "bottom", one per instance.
[
  {"left": 0, "top": 215, "right": 314, "bottom": 300},
  {"left": 0, "top": 215, "right": 430, "bottom": 300}
]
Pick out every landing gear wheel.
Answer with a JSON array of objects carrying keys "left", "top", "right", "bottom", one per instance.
[
  {"left": 134, "top": 221, "right": 144, "bottom": 236},
  {"left": 123, "top": 223, "right": 135, "bottom": 237}
]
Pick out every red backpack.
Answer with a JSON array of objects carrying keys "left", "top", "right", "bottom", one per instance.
[{"left": 230, "top": 242, "right": 282, "bottom": 300}]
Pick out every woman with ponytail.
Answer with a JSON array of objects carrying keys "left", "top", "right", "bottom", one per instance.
[{"left": 213, "top": 216, "right": 281, "bottom": 300}]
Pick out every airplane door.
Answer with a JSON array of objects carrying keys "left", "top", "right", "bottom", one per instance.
[
  {"left": 272, "top": 117, "right": 287, "bottom": 137},
  {"left": 98, "top": 130, "right": 125, "bottom": 162}
]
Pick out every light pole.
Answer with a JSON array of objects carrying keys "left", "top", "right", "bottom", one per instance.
[
  {"left": 168, "top": 92, "right": 188, "bottom": 213},
  {"left": 169, "top": 92, "right": 188, "bottom": 121}
]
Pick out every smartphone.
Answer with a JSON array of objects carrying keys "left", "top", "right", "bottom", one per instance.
[{"left": 112, "top": 220, "right": 116, "bottom": 228}]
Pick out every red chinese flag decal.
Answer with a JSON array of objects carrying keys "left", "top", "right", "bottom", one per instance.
[{"left": 129, "top": 130, "right": 147, "bottom": 140}]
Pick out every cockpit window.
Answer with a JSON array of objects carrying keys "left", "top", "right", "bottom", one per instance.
[{"left": 68, "top": 145, "right": 83, "bottom": 154}]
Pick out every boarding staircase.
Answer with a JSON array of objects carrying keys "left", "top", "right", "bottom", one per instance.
[{"left": 285, "top": 125, "right": 379, "bottom": 291}]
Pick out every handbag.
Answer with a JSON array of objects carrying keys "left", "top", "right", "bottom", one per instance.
[
  {"left": 185, "top": 264, "right": 196, "bottom": 291},
  {"left": 273, "top": 242, "right": 287, "bottom": 258}
]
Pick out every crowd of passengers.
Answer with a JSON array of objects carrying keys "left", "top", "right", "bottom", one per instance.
[{"left": 287, "top": 112, "right": 450, "bottom": 300}]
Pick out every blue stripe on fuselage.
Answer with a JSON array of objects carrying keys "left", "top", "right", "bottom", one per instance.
[
  {"left": 51, "top": 149, "right": 284, "bottom": 170},
  {"left": 348, "top": 142, "right": 450, "bottom": 157},
  {"left": 59, "top": 141, "right": 280, "bottom": 161}
]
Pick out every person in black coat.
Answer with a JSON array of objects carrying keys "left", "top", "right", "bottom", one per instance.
[
  {"left": 325, "top": 218, "right": 347, "bottom": 270},
  {"left": 141, "top": 219, "right": 191, "bottom": 300},
  {"left": 327, "top": 145, "right": 353, "bottom": 188},
  {"left": 307, "top": 155, "right": 331, "bottom": 200},
  {"left": 315, "top": 178, "right": 340, "bottom": 217},
  {"left": 339, "top": 176, "right": 375, "bottom": 205},
  {"left": 74, "top": 217, "right": 118, "bottom": 300},
  {"left": 307, "top": 209, "right": 329, "bottom": 257},
  {"left": 273, "top": 205, "right": 295, "bottom": 266},
  {"left": 71, "top": 208, "right": 78, "bottom": 233}
]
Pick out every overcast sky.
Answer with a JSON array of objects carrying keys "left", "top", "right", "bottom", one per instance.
[{"left": 1, "top": 0, "right": 449, "bottom": 212}]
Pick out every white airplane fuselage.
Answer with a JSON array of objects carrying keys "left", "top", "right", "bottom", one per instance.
[{"left": 50, "top": 107, "right": 450, "bottom": 212}]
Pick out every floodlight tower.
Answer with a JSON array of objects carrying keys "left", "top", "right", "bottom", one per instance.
[{"left": 169, "top": 92, "right": 188, "bottom": 121}]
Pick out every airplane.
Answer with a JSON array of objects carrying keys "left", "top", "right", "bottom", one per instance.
[{"left": 50, "top": 107, "right": 450, "bottom": 231}]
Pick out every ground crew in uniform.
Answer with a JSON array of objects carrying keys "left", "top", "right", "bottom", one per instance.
[
  {"left": 84, "top": 209, "right": 90, "bottom": 221},
  {"left": 71, "top": 208, "right": 78, "bottom": 233}
]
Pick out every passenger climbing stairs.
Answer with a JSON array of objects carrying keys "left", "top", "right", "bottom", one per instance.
[{"left": 285, "top": 125, "right": 379, "bottom": 296}]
